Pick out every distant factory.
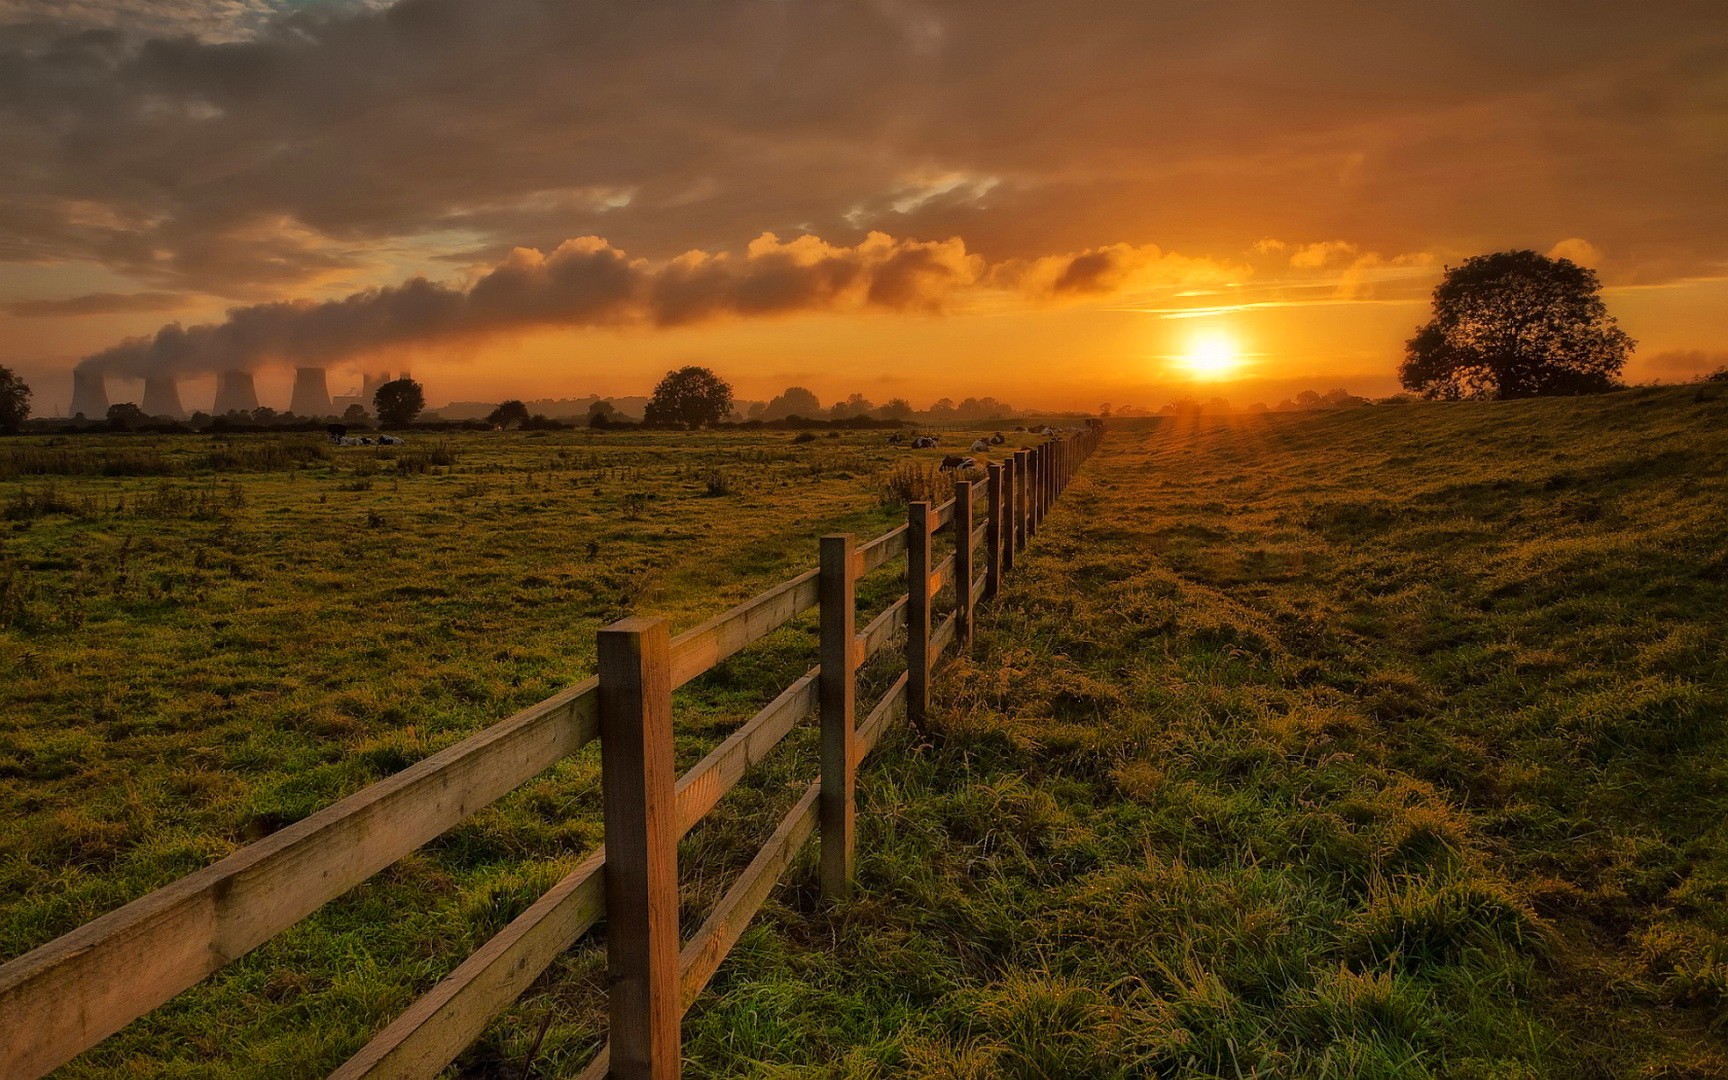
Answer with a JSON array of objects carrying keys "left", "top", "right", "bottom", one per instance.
[{"left": 66, "top": 367, "right": 410, "bottom": 420}]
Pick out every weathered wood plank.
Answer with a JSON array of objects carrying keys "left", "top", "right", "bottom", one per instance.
[
  {"left": 933, "top": 497, "right": 957, "bottom": 529},
  {"left": 327, "top": 851, "right": 605, "bottom": 1080},
  {"left": 857, "top": 672, "right": 909, "bottom": 761},
  {"left": 954, "top": 480, "right": 974, "bottom": 648},
  {"left": 858, "top": 524, "right": 907, "bottom": 575},
  {"left": 0, "top": 675, "right": 601, "bottom": 1080},
  {"left": 907, "top": 502, "right": 932, "bottom": 727},
  {"left": 930, "top": 611, "right": 958, "bottom": 662},
  {"left": 930, "top": 552, "right": 955, "bottom": 599},
  {"left": 668, "top": 570, "right": 818, "bottom": 688},
  {"left": 674, "top": 669, "right": 817, "bottom": 838},
  {"left": 857, "top": 597, "right": 908, "bottom": 662},
  {"left": 984, "top": 462, "right": 1003, "bottom": 600},
  {"left": 576, "top": 782, "right": 822, "bottom": 1080},
  {"left": 338, "top": 667, "right": 819, "bottom": 1079},
  {"left": 681, "top": 781, "right": 819, "bottom": 1009}
]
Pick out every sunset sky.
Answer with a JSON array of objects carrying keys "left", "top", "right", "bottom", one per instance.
[{"left": 1, "top": 0, "right": 1724, "bottom": 413}]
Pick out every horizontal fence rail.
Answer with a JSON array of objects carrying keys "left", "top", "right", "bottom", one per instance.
[{"left": 0, "top": 422, "right": 1104, "bottom": 1080}]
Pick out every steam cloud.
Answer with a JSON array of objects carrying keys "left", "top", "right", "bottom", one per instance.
[{"left": 76, "top": 232, "right": 986, "bottom": 379}]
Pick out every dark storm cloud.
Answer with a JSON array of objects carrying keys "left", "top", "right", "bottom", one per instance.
[
  {"left": 2, "top": 289, "right": 191, "bottom": 317},
  {"left": 1, "top": 0, "right": 1724, "bottom": 301}
]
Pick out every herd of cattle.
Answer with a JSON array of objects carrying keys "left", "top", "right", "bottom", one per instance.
[{"left": 887, "top": 424, "right": 1076, "bottom": 473}]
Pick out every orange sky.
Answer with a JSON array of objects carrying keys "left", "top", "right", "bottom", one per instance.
[{"left": 1, "top": 2, "right": 1724, "bottom": 413}]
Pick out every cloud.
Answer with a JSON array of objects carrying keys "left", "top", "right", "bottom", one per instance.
[
  {"left": 74, "top": 231, "right": 993, "bottom": 378},
  {"left": 1637, "top": 349, "right": 1728, "bottom": 378},
  {"left": 996, "top": 243, "right": 1245, "bottom": 300},
  {"left": 0, "top": 0, "right": 1723, "bottom": 304},
  {"left": 2, "top": 290, "right": 192, "bottom": 317},
  {"left": 0, "top": 1, "right": 385, "bottom": 43},
  {"left": 1548, "top": 238, "right": 1604, "bottom": 268}
]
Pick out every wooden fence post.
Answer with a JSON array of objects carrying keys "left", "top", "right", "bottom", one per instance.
[
  {"left": 1040, "top": 442, "right": 1050, "bottom": 524},
  {"left": 907, "top": 501, "right": 932, "bottom": 729},
  {"left": 954, "top": 480, "right": 974, "bottom": 648},
  {"left": 818, "top": 534, "right": 856, "bottom": 900},
  {"left": 1025, "top": 446, "right": 1036, "bottom": 541},
  {"left": 1001, "top": 456, "right": 1017, "bottom": 573},
  {"left": 597, "top": 616, "right": 680, "bottom": 1080},
  {"left": 1033, "top": 445, "right": 1044, "bottom": 525},
  {"left": 1029, "top": 440, "right": 1043, "bottom": 525},
  {"left": 1013, "top": 450, "right": 1029, "bottom": 553},
  {"left": 985, "top": 463, "right": 1003, "bottom": 599}
]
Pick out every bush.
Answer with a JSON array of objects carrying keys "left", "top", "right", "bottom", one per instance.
[
  {"left": 792, "top": 431, "right": 818, "bottom": 444},
  {"left": 702, "top": 468, "right": 734, "bottom": 497},
  {"left": 206, "top": 441, "right": 330, "bottom": 472},
  {"left": 878, "top": 460, "right": 952, "bottom": 506}
]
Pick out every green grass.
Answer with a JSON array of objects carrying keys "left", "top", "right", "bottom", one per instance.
[
  {"left": 0, "top": 424, "right": 1021, "bottom": 1078},
  {"left": 6, "top": 389, "right": 1728, "bottom": 1077},
  {"left": 661, "top": 385, "right": 1728, "bottom": 1078}
]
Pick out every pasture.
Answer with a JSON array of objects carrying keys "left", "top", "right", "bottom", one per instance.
[
  {"left": 0, "top": 424, "right": 1020, "bottom": 1077},
  {"left": 5, "top": 385, "right": 1728, "bottom": 1078}
]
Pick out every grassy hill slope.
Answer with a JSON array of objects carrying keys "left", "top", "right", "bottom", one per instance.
[{"left": 675, "top": 385, "right": 1728, "bottom": 1078}]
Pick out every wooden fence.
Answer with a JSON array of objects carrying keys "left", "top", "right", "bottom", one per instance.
[{"left": 0, "top": 423, "right": 1103, "bottom": 1080}]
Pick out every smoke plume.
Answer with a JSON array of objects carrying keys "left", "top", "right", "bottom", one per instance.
[{"left": 75, "top": 232, "right": 984, "bottom": 379}]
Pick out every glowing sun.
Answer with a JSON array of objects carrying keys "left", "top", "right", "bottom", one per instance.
[{"left": 1178, "top": 332, "right": 1244, "bottom": 379}]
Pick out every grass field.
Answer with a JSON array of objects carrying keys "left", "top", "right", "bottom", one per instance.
[
  {"left": 6, "top": 387, "right": 1728, "bottom": 1077},
  {"left": 0, "top": 425, "right": 995, "bottom": 1077}
]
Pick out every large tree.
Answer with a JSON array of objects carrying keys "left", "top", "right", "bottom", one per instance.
[
  {"left": 0, "top": 366, "right": 30, "bottom": 434},
  {"left": 643, "top": 366, "right": 734, "bottom": 428},
  {"left": 487, "top": 399, "right": 531, "bottom": 428},
  {"left": 1400, "top": 250, "right": 1633, "bottom": 400},
  {"left": 762, "top": 385, "right": 820, "bottom": 421},
  {"left": 373, "top": 377, "right": 426, "bottom": 425}
]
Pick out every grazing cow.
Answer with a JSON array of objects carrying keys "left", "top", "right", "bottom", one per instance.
[
  {"left": 377, "top": 434, "right": 404, "bottom": 445},
  {"left": 337, "top": 436, "right": 363, "bottom": 446},
  {"left": 939, "top": 454, "right": 977, "bottom": 472},
  {"left": 326, "top": 423, "right": 348, "bottom": 443},
  {"left": 971, "top": 439, "right": 990, "bottom": 453},
  {"left": 886, "top": 433, "right": 903, "bottom": 445},
  {"left": 989, "top": 432, "right": 1006, "bottom": 445},
  {"left": 911, "top": 435, "right": 938, "bottom": 449}
]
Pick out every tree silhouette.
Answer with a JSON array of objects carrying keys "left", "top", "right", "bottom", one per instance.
[
  {"left": 487, "top": 399, "right": 531, "bottom": 428},
  {"left": 373, "top": 377, "right": 425, "bottom": 425},
  {"left": 106, "top": 402, "right": 146, "bottom": 430},
  {"left": 643, "top": 366, "right": 734, "bottom": 428},
  {"left": 0, "top": 366, "right": 30, "bottom": 434},
  {"left": 763, "top": 385, "right": 820, "bottom": 421},
  {"left": 1401, "top": 250, "right": 1632, "bottom": 400}
]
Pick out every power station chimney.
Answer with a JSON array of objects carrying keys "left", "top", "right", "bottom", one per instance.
[
  {"left": 290, "top": 367, "right": 333, "bottom": 417},
  {"left": 70, "top": 370, "right": 109, "bottom": 419},
  {"left": 142, "top": 375, "right": 185, "bottom": 419},
  {"left": 213, "top": 369, "right": 260, "bottom": 415}
]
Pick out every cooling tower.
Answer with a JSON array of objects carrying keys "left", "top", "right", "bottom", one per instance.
[
  {"left": 213, "top": 369, "right": 260, "bottom": 414},
  {"left": 290, "top": 367, "right": 333, "bottom": 417},
  {"left": 141, "top": 375, "right": 185, "bottom": 419},
  {"left": 70, "top": 370, "right": 109, "bottom": 419}
]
